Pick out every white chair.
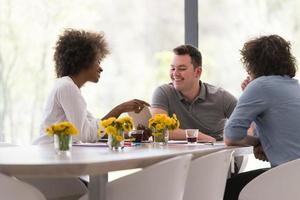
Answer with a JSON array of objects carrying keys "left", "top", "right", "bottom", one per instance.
[
  {"left": 20, "top": 177, "right": 88, "bottom": 200},
  {"left": 183, "top": 150, "right": 233, "bottom": 200},
  {"left": 234, "top": 155, "right": 248, "bottom": 174},
  {"left": 79, "top": 154, "right": 192, "bottom": 200},
  {"left": 0, "top": 173, "right": 46, "bottom": 200},
  {"left": 0, "top": 142, "right": 87, "bottom": 200},
  {"left": 239, "top": 158, "right": 300, "bottom": 200}
]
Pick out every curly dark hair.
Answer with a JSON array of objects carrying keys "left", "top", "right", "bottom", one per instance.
[
  {"left": 173, "top": 44, "right": 202, "bottom": 68},
  {"left": 54, "top": 29, "right": 109, "bottom": 78},
  {"left": 240, "top": 35, "right": 297, "bottom": 78}
]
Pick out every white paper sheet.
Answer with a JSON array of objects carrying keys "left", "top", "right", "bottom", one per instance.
[{"left": 128, "top": 106, "right": 152, "bottom": 128}]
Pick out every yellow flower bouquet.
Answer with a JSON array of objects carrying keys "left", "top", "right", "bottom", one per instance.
[
  {"left": 148, "top": 114, "right": 180, "bottom": 144},
  {"left": 99, "top": 116, "right": 133, "bottom": 150},
  {"left": 46, "top": 121, "right": 78, "bottom": 154}
]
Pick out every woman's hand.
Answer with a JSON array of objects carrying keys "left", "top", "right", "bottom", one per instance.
[
  {"left": 102, "top": 99, "right": 149, "bottom": 120},
  {"left": 117, "top": 99, "right": 150, "bottom": 113}
]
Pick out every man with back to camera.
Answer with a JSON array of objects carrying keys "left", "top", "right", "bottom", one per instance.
[{"left": 224, "top": 35, "right": 300, "bottom": 200}]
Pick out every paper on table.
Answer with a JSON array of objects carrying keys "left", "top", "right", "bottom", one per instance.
[
  {"left": 72, "top": 142, "right": 108, "bottom": 147},
  {"left": 128, "top": 106, "right": 152, "bottom": 128},
  {"left": 168, "top": 140, "right": 217, "bottom": 145},
  {"left": 168, "top": 141, "right": 207, "bottom": 146},
  {"left": 168, "top": 140, "right": 187, "bottom": 144}
]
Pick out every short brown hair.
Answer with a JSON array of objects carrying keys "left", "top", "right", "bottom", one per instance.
[
  {"left": 241, "top": 35, "right": 297, "bottom": 78},
  {"left": 54, "top": 29, "right": 109, "bottom": 78},
  {"left": 173, "top": 44, "right": 202, "bottom": 68}
]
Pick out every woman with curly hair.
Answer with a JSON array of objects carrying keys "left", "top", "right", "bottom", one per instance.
[
  {"left": 34, "top": 29, "right": 149, "bottom": 144},
  {"left": 223, "top": 35, "right": 300, "bottom": 200}
]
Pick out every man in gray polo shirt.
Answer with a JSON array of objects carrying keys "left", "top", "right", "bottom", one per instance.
[{"left": 151, "top": 44, "right": 237, "bottom": 141}]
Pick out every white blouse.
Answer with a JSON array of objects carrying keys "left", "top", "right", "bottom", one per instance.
[{"left": 34, "top": 76, "right": 102, "bottom": 144}]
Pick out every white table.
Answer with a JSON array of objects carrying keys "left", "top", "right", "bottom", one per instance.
[{"left": 0, "top": 142, "right": 251, "bottom": 200}]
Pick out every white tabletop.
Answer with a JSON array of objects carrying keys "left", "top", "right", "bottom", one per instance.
[
  {"left": 0, "top": 142, "right": 252, "bottom": 200},
  {"left": 0, "top": 142, "right": 250, "bottom": 178}
]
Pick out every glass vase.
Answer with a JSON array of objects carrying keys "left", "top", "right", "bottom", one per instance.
[
  {"left": 54, "top": 134, "right": 72, "bottom": 155},
  {"left": 153, "top": 129, "right": 169, "bottom": 145},
  {"left": 108, "top": 130, "right": 125, "bottom": 150}
]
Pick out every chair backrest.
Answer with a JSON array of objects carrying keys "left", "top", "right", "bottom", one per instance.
[
  {"left": 0, "top": 173, "right": 46, "bottom": 200},
  {"left": 20, "top": 177, "right": 88, "bottom": 200},
  {"left": 183, "top": 150, "right": 233, "bottom": 200},
  {"left": 107, "top": 154, "right": 192, "bottom": 200},
  {"left": 239, "top": 158, "right": 300, "bottom": 200},
  {"left": 235, "top": 155, "right": 249, "bottom": 174}
]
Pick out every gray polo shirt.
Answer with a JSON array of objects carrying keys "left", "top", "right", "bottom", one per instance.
[{"left": 151, "top": 81, "right": 237, "bottom": 136}]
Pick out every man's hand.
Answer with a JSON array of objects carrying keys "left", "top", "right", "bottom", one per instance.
[
  {"left": 198, "top": 132, "right": 216, "bottom": 142},
  {"left": 241, "top": 76, "right": 251, "bottom": 91},
  {"left": 253, "top": 143, "right": 268, "bottom": 161},
  {"left": 136, "top": 124, "right": 152, "bottom": 141}
]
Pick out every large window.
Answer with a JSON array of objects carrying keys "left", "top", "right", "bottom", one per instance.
[
  {"left": 0, "top": 0, "right": 183, "bottom": 144},
  {"left": 3, "top": 0, "right": 299, "bottom": 145},
  {"left": 198, "top": 0, "right": 300, "bottom": 97},
  {"left": 198, "top": 0, "right": 300, "bottom": 170}
]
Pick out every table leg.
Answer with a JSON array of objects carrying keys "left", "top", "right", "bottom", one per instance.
[{"left": 89, "top": 174, "right": 108, "bottom": 200}]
